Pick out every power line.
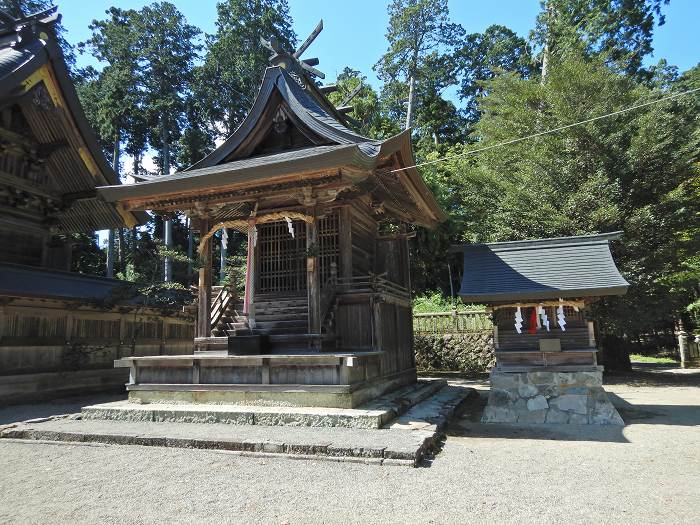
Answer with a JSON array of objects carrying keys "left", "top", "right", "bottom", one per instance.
[{"left": 390, "top": 86, "right": 700, "bottom": 173}]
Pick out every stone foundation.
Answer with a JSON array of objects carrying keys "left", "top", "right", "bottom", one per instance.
[{"left": 482, "top": 368, "right": 624, "bottom": 425}]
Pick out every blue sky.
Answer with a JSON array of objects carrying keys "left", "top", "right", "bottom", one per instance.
[{"left": 60, "top": 0, "right": 699, "bottom": 89}]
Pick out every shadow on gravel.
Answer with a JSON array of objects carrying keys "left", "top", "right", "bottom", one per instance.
[
  {"left": 608, "top": 393, "right": 700, "bottom": 426},
  {"left": 0, "top": 393, "right": 126, "bottom": 425},
  {"left": 605, "top": 369, "right": 700, "bottom": 388}
]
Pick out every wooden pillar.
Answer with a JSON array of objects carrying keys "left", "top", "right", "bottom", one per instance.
[
  {"left": 587, "top": 321, "right": 596, "bottom": 348},
  {"left": 307, "top": 211, "right": 320, "bottom": 334},
  {"left": 196, "top": 217, "right": 212, "bottom": 339},
  {"left": 243, "top": 219, "right": 256, "bottom": 328},
  {"left": 339, "top": 206, "right": 352, "bottom": 279}
]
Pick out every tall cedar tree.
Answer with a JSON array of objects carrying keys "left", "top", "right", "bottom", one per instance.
[
  {"left": 136, "top": 2, "right": 201, "bottom": 282},
  {"left": 532, "top": 0, "right": 669, "bottom": 79},
  {"left": 197, "top": 0, "right": 296, "bottom": 138},
  {"left": 374, "top": 0, "right": 464, "bottom": 143}
]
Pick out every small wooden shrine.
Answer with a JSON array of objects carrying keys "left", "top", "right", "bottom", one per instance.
[
  {"left": 455, "top": 233, "right": 628, "bottom": 424},
  {"left": 97, "top": 22, "right": 445, "bottom": 408}
]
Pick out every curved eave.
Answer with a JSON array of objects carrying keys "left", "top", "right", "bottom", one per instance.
[
  {"left": 378, "top": 130, "right": 448, "bottom": 227},
  {"left": 98, "top": 144, "right": 378, "bottom": 206},
  {"left": 458, "top": 285, "right": 629, "bottom": 304},
  {"left": 0, "top": 37, "right": 144, "bottom": 228},
  {"left": 189, "top": 67, "right": 373, "bottom": 170}
]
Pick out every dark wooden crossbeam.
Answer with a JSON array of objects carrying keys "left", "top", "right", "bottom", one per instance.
[
  {"left": 293, "top": 19, "right": 323, "bottom": 59},
  {"left": 340, "top": 84, "right": 363, "bottom": 107}
]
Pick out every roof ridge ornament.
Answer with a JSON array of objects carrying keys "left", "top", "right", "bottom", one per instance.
[
  {"left": 260, "top": 19, "right": 325, "bottom": 80},
  {"left": 0, "top": 5, "right": 60, "bottom": 43}
]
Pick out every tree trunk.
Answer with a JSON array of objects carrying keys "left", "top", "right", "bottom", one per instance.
[
  {"left": 405, "top": 75, "right": 416, "bottom": 130},
  {"left": 106, "top": 133, "right": 120, "bottom": 278},
  {"left": 162, "top": 122, "right": 173, "bottom": 282},
  {"left": 540, "top": 0, "right": 555, "bottom": 84}
]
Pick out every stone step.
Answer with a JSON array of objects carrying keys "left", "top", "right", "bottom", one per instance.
[
  {"left": 1, "top": 418, "right": 431, "bottom": 467},
  {"left": 254, "top": 301, "right": 308, "bottom": 309},
  {"left": 254, "top": 305, "right": 308, "bottom": 315},
  {"left": 79, "top": 379, "right": 452, "bottom": 430},
  {"left": 0, "top": 381, "right": 477, "bottom": 466}
]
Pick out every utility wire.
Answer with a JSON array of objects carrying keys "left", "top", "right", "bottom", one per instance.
[{"left": 390, "top": 86, "right": 700, "bottom": 173}]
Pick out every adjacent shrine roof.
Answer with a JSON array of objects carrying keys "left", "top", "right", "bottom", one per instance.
[
  {"left": 455, "top": 232, "right": 629, "bottom": 303},
  {"left": 0, "top": 7, "right": 145, "bottom": 231},
  {"left": 97, "top": 26, "right": 446, "bottom": 228}
]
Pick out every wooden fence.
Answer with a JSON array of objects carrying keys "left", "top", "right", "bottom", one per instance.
[{"left": 413, "top": 310, "right": 492, "bottom": 334}]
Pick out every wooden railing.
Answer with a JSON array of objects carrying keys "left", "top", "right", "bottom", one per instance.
[
  {"left": 334, "top": 272, "right": 411, "bottom": 299},
  {"left": 413, "top": 310, "right": 492, "bottom": 334},
  {"left": 210, "top": 285, "right": 236, "bottom": 330},
  {"left": 689, "top": 339, "right": 700, "bottom": 359}
]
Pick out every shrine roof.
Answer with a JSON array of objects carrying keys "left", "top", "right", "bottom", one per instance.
[
  {"left": 454, "top": 232, "right": 629, "bottom": 303},
  {"left": 0, "top": 262, "right": 134, "bottom": 302},
  {"left": 0, "top": 7, "right": 146, "bottom": 230},
  {"left": 99, "top": 143, "right": 377, "bottom": 201},
  {"left": 188, "top": 66, "right": 374, "bottom": 169},
  {"left": 96, "top": 46, "right": 446, "bottom": 227}
]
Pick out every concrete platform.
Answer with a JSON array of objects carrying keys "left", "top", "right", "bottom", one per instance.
[
  {"left": 1, "top": 385, "right": 476, "bottom": 466},
  {"left": 81, "top": 380, "right": 447, "bottom": 429}
]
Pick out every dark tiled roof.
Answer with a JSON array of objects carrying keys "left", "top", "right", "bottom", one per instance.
[
  {"left": 189, "top": 67, "right": 377, "bottom": 170},
  {"left": 0, "top": 263, "right": 137, "bottom": 301},
  {"left": 455, "top": 232, "right": 629, "bottom": 303}
]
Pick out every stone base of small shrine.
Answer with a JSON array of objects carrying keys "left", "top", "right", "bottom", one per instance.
[{"left": 481, "top": 367, "right": 624, "bottom": 425}]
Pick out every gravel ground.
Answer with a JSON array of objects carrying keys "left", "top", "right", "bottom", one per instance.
[{"left": 1, "top": 371, "right": 699, "bottom": 525}]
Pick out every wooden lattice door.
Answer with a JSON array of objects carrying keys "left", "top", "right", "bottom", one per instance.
[
  {"left": 257, "top": 220, "right": 307, "bottom": 294},
  {"left": 318, "top": 211, "right": 339, "bottom": 287}
]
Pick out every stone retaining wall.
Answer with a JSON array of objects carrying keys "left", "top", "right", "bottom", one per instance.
[
  {"left": 414, "top": 332, "right": 494, "bottom": 373},
  {"left": 481, "top": 369, "right": 624, "bottom": 425}
]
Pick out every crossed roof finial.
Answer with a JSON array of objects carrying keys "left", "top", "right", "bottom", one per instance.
[{"left": 260, "top": 19, "right": 325, "bottom": 79}]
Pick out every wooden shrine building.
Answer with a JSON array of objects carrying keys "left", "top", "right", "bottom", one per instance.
[
  {"left": 97, "top": 23, "right": 445, "bottom": 408},
  {"left": 0, "top": 8, "right": 196, "bottom": 405},
  {"left": 455, "top": 233, "right": 628, "bottom": 424},
  {"left": 0, "top": 7, "right": 142, "bottom": 267}
]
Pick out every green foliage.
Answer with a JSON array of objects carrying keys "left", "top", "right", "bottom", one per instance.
[
  {"left": 197, "top": 0, "right": 296, "bottom": 137},
  {"left": 455, "top": 24, "right": 533, "bottom": 122},
  {"left": 532, "top": 0, "right": 669, "bottom": 77},
  {"left": 327, "top": 68, "right": 400, "bottom": 139},
  {"left": 629, "top": 353, "right": 678, "bottom": 364},
  {"left": 413, "top": 291, "right": 479, "bottom": 313}
]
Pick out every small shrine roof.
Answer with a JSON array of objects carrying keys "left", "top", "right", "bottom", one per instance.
[{"left": 454, "top": 232, "right": 629, "bottom": 303}]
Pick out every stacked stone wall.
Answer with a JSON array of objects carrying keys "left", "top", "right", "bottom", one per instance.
[
  {"left": 414, "top": 332, "right": 494, "bottom": 373},
  {"left": 481, "top": 369, "right": 624, "bottom": 425}
]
